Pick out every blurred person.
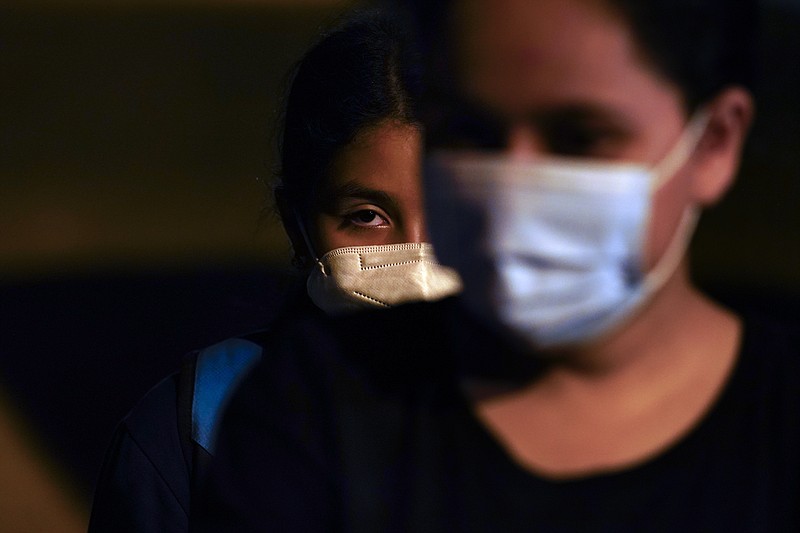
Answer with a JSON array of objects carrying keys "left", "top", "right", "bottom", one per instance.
[
  {"left": 87, "top": 11, "right": 459, "bottom": 532},
  {"left": 194, "top": 0, "right": 800, "bottom": 531}
]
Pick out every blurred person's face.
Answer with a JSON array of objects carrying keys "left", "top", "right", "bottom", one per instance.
[
  {"left": 426, "top": 0, "right": 741, "bottom": 270},
  {"left": 421, "top": 0, "right": 752, "bottom": 347},
  {"left": 311, "top": 121, "right": 427, "bottom": 254}
]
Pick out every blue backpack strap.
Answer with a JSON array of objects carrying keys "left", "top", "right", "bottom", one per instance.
[
  {"left": 176, "top": 337, "right": 263, "bottom": 510},
  {"left": 191, "top": 337, "right": 263, "bottom": 455}
]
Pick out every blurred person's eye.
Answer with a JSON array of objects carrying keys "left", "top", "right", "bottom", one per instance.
[{"left": 543, "top": 115, "right": 630, "bottom": 159}]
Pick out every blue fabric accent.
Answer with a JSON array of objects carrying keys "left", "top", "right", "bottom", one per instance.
[{"left": 192, "top": 338, "right": 262, "bottom": 453}]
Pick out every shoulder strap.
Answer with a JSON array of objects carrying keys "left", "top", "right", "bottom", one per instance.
[
  {"left": 176, "top": 337, "right": 264, "bottom": 498},
  {"left": 176, "top": 349, "right": 216, "bottom": 500},
  {"left": 176, "top": 350, "right": 199, "bottom": 478},
  {"left": 191, "top": 338, "right": 263, "bottom": 454}
]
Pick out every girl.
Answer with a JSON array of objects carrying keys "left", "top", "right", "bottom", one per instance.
[{"left": 88, "top": 11, "right": 458, "bottom": 532}]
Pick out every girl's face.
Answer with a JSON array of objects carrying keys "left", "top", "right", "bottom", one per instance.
[
  {"left": 311, "top": 121, "right": 427, "bottom": 256},
  {"left": 429, "top": 0, "right": 721, "bottom": 270}
]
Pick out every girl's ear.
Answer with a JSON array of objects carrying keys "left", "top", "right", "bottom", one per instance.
[
  {"left": 274, "top": 186, "right": 313, "bottom": 268},
  {"left": 689, "top": 86, "right": 755, "bottom": 206}
]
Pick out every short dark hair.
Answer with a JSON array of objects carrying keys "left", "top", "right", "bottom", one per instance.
[
  {"left": 397, "top": 0, "right": 757, "bottom": 112},
  {"left": 276, "top": 10, "right": 421, "bottom": 213},
  {"left": 606, "top": 0, "right": 757, "bottom": 110}
]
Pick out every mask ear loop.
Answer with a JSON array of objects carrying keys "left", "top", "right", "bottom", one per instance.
[
  {"left": 643, "top": 110, "right": 710, "bottom": 295},
  {"left": 651, "top": 110, "right": 710, "bottom": 190},
  {"left": 293, "top": 209, "right": 328, "bottom": 276},
  {"left": 642, "top": 206, "right": 699, "bottom": 291}
]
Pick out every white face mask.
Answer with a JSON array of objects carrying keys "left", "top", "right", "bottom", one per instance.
[
  {"left": 305, "top": 242, "right": 463, "bottom": 315},
  {"left": 424, "top": 113, "right": 708, "bottom": 348}
]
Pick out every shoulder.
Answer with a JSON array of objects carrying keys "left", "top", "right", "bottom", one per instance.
[
  {"left": 89, "top": 373, "right": 191, "bottom": 531},
  {"left": 216, "top": 299, "right": 458, "bottom": 447},
  {"left": 116, "top": 334, "right": 265, "bottom": 459},
  {"left": 713, "top": 288, "right": 800, "bottom": 363},
  {"left": 193, "top": 301, "right": 459, "bottom": 530},
  {"left": 240, "top": 299, "right": 456, "bottom": 401},
  {"left": 737, "top": 300, "right": 800, "bottom": 360},
  {"left": 120, "top": 373, "right": 186, "bottom": 472},
  {"left": 89, "top": 334, "right": 268, "bottom": 531},
  {"left": 734, "top": 302, "right": 800, "bottom": 402}
]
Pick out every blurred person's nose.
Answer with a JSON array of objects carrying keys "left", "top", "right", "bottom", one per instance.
[{"left": 506, "top": 123, "right": 547, "bottom": 159}]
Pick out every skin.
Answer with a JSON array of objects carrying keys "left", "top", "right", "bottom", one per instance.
[
  {"left": 311, "top": 121, "right": 427, "bottom": 255},
  {"left": 439, "top": 0, "right": 754, "bottom": 478}
]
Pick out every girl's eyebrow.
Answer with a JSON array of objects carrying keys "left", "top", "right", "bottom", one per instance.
[{"left": 319, "top": 182, "right": 399, "bottom": 212}]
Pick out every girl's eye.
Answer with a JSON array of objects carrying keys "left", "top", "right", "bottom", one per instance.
[{"left": 346, "top": 209, "right": 389, "bottom": 227}]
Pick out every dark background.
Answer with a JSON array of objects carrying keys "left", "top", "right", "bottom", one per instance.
[{"left": 0, "top": 0, "right": 798, "bottom": 528}]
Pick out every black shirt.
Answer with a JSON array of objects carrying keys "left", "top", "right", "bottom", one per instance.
[{"left": 194, "top": 299, "right": 800, "bottom": 532}]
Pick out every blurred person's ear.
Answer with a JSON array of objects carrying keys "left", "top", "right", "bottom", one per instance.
[
  {"left": 689, "top": 87, "right": 755, "bottom": 206},
  {"left": 274, "top": 186, "right": 313, "bottom": 268}
]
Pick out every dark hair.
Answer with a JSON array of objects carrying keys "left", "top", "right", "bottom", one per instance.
[
  {"left": 276, "top": 10, "right": 421, "bottom": 213},
  {"left": 397, "top": 0, "right": 757, "bottom": 112},
  {"left": 605, "top": 0, "right": 757, "bottom": 110}
]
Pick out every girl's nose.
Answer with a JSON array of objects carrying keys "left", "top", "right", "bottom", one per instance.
[{"left": 404, "top": 217, "right": 429, "bottom": 244}]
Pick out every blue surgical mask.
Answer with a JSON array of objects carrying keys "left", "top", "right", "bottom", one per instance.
[{"left": 424, "top": 113, "right": 708, "bottom": 348}]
